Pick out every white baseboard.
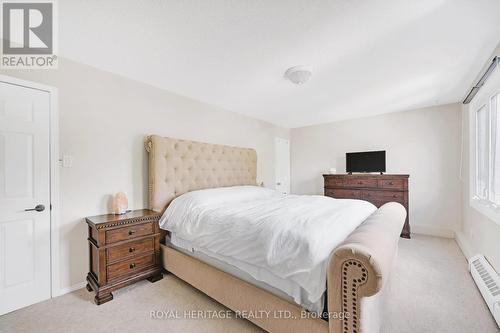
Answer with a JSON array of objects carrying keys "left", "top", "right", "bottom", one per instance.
[
  {"left": 454, "top": 230, "right": 475, "bottom": 261},
  {"left": 411, "top": 224, "right": 455, "bottom": 238},
  {"left": 53, "top": 281, "right": 86, "bottom": 297}
]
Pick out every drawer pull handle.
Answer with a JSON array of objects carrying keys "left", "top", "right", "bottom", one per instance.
[
  {"left": 388, "top": 182, "right": 394, "bottom": 185},
  {"left": 393, "top": 195, "right": 397, "bottom": 198},
  {"left": 128, "top": 230, "right": 136, "bottom": 236},
  {"left": 357, "top": 181, "right": 363, "bottom": 185},
  {"left": 129, "top": 247, "right": 135, "bottom": 253},
  {"left": 130, "top": 263, "right": 136, "bottom": 269}
]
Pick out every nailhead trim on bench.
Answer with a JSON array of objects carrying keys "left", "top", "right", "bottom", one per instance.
[{"left": 342, "top": 259, "right": 368, "bottom": 333}]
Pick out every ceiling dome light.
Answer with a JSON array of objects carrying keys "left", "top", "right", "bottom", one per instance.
[{"left": 284, "top": 66, "right": 312, "bottom": 85}]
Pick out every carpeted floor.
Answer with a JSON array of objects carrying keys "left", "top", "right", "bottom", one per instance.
[{"left": 0, "top": 235, "right": 498, "bottom": 333}]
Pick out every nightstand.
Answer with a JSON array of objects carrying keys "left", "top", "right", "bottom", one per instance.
[{"left": 85, "top": 209, "right": 163, "bottom": 304}]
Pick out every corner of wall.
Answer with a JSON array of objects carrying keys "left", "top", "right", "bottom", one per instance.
[{"left": 454, "top": 230, "right": 473, "bottom": 261}]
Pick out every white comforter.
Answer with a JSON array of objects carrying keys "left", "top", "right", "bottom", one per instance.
[{"left": 159, "top": 186, "right": 376, "bottom": 304}]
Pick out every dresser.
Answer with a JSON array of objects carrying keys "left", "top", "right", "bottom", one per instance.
[
  {"left": 323, "top": 174, "right": 410, "bottom": 238},
  {"left": 85, "top": 209, "right": 163, "bottom": 304}
]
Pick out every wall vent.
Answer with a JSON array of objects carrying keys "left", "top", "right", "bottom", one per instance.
[{"left": 469, "top": 255, "right": 500, "bottom": 328}]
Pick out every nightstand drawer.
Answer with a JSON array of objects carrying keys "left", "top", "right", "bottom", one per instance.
[
  {"left": 107, "top": 254, "right": 155, "bottom": 281},
  {"left": 105, "top": 223, "right": 154, "bottom": 244},
  {"left": 107, "top": 237, "right": 155, "bottom": 262}
]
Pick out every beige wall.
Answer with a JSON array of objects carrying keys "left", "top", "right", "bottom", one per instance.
[
  {"left": 290, "top": 104, "right": 462, "bottom": 237},
  {"left": 1, "top": 59, "right": 289, "bottom": 292}
]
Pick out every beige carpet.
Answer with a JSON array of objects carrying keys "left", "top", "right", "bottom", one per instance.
[{"left": 0, "top": 235, "right": 498, "bottom": 333}]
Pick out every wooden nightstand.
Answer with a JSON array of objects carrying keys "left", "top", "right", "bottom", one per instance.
[{"left": 85, "top": 209, "right": 163, "bottom": 304}]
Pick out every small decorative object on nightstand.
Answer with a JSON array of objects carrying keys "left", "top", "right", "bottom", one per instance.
[
  {"left": 111, "top": 192, "right": 128, "bottom": 215},
  {"left": 85, "top": 209, "right": 163, "bottom": 305}
]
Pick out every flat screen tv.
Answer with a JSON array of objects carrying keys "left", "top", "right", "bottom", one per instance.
[{"left": 346, "top": 151, "right": 386, "bottom": 174}]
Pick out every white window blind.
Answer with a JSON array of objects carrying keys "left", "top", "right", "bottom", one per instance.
[
  {"left": 476, "top": 106, "right": 488, "bottom": 199},
  {"left": 489, "top": 93, "right": 500, "bottom": 204}
]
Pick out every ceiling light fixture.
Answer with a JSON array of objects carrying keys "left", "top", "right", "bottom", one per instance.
[{"left": 284, "top": 66, "right": 312, "bottom": 85}]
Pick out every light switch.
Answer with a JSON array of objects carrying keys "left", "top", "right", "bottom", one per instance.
[{"left": 62, "top": 155, "right": 72, "bottom": 168}]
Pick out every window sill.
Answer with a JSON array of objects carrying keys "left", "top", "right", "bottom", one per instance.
[{"left": 470, "top": 197, "right": 500, "bottom": 226}]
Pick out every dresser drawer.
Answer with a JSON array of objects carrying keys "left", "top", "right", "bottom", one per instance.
[
  {"left": 107, "top": 254, "right": 155, "bottom": 281},
  {"left": 107, "top": 237, "right": 155, "bottom": 262},
  {"left": 324, "top": 177, "right": 344, "bottom": 187},
  {"left": 378, "top": 179, "right": 405, "bottom": 190},
  {"left": 362, "top": 190, "right": 405, "bottom": 202},
  {"left": 344, "top": 178, "right": 378, "bottom": 188},
  {"left": 325, "top": 188, "right": 363, "bottom": 199},
  {"left": 106, "top": 223, "right": 154, "bottom": 244}
]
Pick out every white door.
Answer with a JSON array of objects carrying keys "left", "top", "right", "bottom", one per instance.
[
  {"left": 275, "top": 137, "right": 290, "bottom": 194},
  {"left": 0, "top": 81, "right": 51, "bottom": 315}
]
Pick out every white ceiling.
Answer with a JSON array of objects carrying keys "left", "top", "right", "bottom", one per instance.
[{"left": 59, "top": 0, "right": 500, "bottom": 128}]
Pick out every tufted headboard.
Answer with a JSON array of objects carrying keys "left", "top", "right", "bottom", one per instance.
[{"left": 145, "top": 135, "right": 257, "bottom": 212}]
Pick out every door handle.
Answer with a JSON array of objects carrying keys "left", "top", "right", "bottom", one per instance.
[
  {"left": 276, "top": 182, "right": 281, "bottom": 185},
  {"left": 25, "top": 204, "right": 45, "bottom": 212}
]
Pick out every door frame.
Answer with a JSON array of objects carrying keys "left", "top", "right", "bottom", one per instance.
[
  {"left": 0, "top": 75, "right": 60, "bottom": 298},
  {"left": 274, "top": 137, "right": 290, "bottom": 194}
]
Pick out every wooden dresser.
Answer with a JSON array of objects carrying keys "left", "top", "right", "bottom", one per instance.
[
  {"left": 85, "top": 209, "right": 163, "bottom": 304},
  {"left": 323, "top": 174, "right": 410, "bottom": 238}
]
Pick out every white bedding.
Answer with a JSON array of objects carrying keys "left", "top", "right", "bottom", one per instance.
[{"left": 159, "top": 186, "right": 376, "bottom": 308}]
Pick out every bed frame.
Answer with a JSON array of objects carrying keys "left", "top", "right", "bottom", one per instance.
[{"left": 145, "top": 135, "right": 406, "bottom": 333}]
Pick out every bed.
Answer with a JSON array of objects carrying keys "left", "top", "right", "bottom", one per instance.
[{"left": 145, "top": 135, "right": 406, "bottom": 333}]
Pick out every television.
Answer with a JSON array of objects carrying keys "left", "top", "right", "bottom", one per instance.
[{"left": 346, "top": 151, "right": 386, "bottom": 174}]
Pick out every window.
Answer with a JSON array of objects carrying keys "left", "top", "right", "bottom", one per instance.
[
  {"left": 471, "top": 81, "right": 500, "bottom": 224},
  {"left": 470, "top": 58, "right": 500, "bottom": 225}
]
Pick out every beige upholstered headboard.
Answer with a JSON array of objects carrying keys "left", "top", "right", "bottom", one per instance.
[{"left": 145, "top": 135, "right": 257, "bottom": 212}]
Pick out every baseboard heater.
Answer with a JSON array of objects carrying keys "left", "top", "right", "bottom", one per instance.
[{"left": 469, "top": 255, "right": 500, "bottom": 328}]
